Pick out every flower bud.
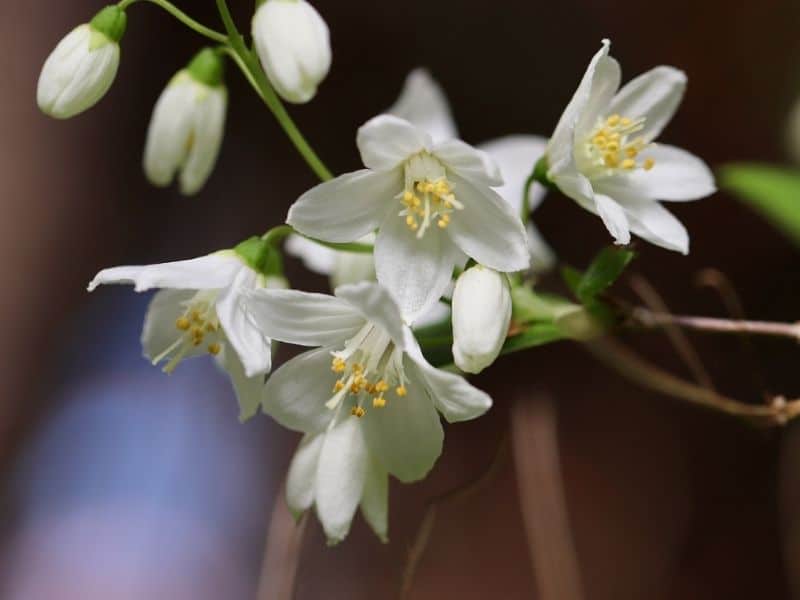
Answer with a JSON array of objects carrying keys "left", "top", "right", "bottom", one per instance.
[
  {"left": 451, "top": 265, "right": 512, "bottom": 374},
  {"left": 37, "top": 6, "right": 126, "bottom": 119},
  {"left": 252, "top": 0, "right": 331, "bottom": 104},
  {"left": 143, "top": 48, "right": 227, "bottom": 195}
]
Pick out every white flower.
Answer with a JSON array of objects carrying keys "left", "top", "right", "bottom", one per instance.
[
  {"left": 545, "top": 39, "right": 715, "bottom": 254},
  {"left": 287, "top": 114, "right": 529, "bottom": 321},
  {"left": 451, "top": 265, "right": 511, "bottom": 374},
  {"left": 37, "top": 7, "right": 126, "bottom": 120},
  {"left": 285, "top": 234, "right": 376, "bottom": 289},
  {"left": 246, "top": 281, "right": 492, "bottom": 542},
  {"left": 88, "top": 241, "right": 282, "bottom": 421},
  {"left": 252, "top": 0, "right": 331, "bottom": 104},
  {"left": 143, "top": 49, "right": 228, "bottom": 196}
]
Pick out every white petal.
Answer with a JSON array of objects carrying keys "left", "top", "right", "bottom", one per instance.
[
  {"left": 284, "top": 234, "right": 337, "bottom": 275},
  {"left": 616, "top": 194, "right": 689, "bottom": 254},
  {"left": 388, "top": 68, "right": 458, "bottom": 143},
  {"left": 596, "top": 144, "right": 716, "bottom": 202},
  {"left": 356, "top": 115, "right": 431, "bottom": 171},
  {"left": 87, "top": 252, "right": 243, "bottom": 292},
  {"left": 334, "top": 281, "right": 406, "bottom": 349},
  {"left": 594, "top": 194, "right": 631, "bottom": 245},
  {"left": 552, "top": 170, "right": 595, "bottom": 211},
  {"left": 374, "top": 211, "right": 463, "bottom": 322},
  {"left": 140, "top": 289, "right": 196, "bottom": 363},
  {"left": 574, "top": 55, "right": 621, "bottom": 138},
  {"left": 527, "top": 222, "right": 557, "bottom": 274},
  {"left": 362, "top": 366, "right": 443, "bottom": 483},
  {"left": 478, "top": 135, "right": 549, "bottom": 213},
  {"left": 216, "top": 268, "right": 272, "bottom": 377},
  {"left": 262, "top": 346, "right": 340, "bottom": 433},
  {"left": 434, "top": 139, "right": 503, "bottom": 187},
  {"left": 360, "top": 456, "right": 389, "bottom": 542},
  {"left": 609, "top": 66, "right": 687, "bottom": 142},
  {"left": 330, "top": 251, "right": 376, "bottom": 288},
  {"left": 245, "top": 288, "right": 364, "bottom": 347},
  {"left": 287, "top": 169, "right": 400, "bottom": 243},
  {"left": 286, "top": 433, "right": 324, "bottom": 518},
  {"left": 445, "top": 174, "right": 530, "bottom": 272},
  {"left": 414, "top": 301, "right": 451, "bottom": 328},
  {"left": 315, "top": 415, "right": 368, "bottom": 544},
  {"left": 217, "top": 344, "right": 265, "bottom": 422},
  {"left": 405, "top": 341, "right": 492, "bottom": 423},
  {"left": 179, "top": 84, "right": 227, "bottom": 195},
  {"left": 547, "top": 39, "right": 611, "bottom": 169}
]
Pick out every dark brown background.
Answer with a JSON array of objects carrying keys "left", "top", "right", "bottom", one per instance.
[{"left": 3, "top": 0, "right": 800, "bottom": 598}]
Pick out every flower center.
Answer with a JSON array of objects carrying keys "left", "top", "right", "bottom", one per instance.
[
  {"left": 581, "top": 114, "right": 655, "bottom": 176},
  {"left": 153, "top": 290, "right": 223, "bottom": 373},
  {"left": 399, "top": 153, "right": 463, "bottom": 239},
  {"left": 326, "top": 322, "right": 409, "bottom": 418}
]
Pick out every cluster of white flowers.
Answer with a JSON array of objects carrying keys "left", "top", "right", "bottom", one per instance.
[{"left": 38, "top": 0, "right": 715, "bottom": 544}]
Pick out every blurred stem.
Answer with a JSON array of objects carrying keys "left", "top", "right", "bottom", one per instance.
[
  {"left": 631, "top": 308, "right": 800, "bottom": 341},
  {"left": 117, "top": 0, "right": 228, "bottom": 43},
  {"left": 260, "top": 224, "right": 374, "bottom": 253},
  {"left": 216, "top": 0, "right": 333, "bottom": 182},
  {"left": 521, "top": 172, "right": 535, "bottom": 225}
]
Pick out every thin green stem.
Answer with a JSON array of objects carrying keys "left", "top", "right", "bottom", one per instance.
[
  {"left": 118, "top": 0, "right": 228, "bottom": 43},
  {"left": 260, "top": 224, "right": 374, "bottom": 254},
  {"left": 521, "top": 172, "right": 535, "bottom": 225},
  {"left": 216, "top": 0, "right": 333, "bottom": 182}
]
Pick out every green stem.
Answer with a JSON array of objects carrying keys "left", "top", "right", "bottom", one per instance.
[
  {"left": 521, "top": 172, "right": 535, "bottom": 225},
  {"left": 216, "top": 0, "right": 333, "bottom": 182},
  {"left": 261, "top": 225, "right": 374, "bottom": 254},
  {"left": 117, "top": 0, "right": 228, "bottom": 43}
]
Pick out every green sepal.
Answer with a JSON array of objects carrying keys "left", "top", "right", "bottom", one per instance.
[
  {"left": 576, "top": 246, "right": 635, "bottom": 304},
  {"left": 89, "top": 5, "right": 127, "bottom": 43},
  {"left": 532, "top": 155, "right": 557, "bottom": 190},
  {"left": 187, "top": 48, "right": 225, "bottom": 87},
  {"left": 235, "top": 236, "right": 283, "bottom": 276}
]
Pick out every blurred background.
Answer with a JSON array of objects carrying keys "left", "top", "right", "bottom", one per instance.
[{"left": 3, "top": 0, "right": 800, "bottom": 598}]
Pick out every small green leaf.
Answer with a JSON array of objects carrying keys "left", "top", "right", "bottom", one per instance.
[
  {"left": 719, "top": 163, "right": 800, "bottom": 246},
  {"left": 500, "top": 323, "right": 565, "bottom": 355},
  {"left": 576, "top": 246, "right": 635, "bottom": 303},
  {"left": 561, "top": 265, "right": 584, "bottom": 296}
]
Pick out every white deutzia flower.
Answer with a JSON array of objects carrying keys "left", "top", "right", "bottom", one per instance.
[
  {"left": 285, "top": 234, "right": 376, "bottom": 289},
  {"left": 252, "top": 0, "right": 331, "bottom": 104},
  {"left": 246, "top": 281, "right": 492, "bottom": 542},
  {"left": 37, "top": 6, "right": 126, "bottom": 119},
  {"left": 143, "top": 48, "right": 228, "bottom": 196},
  {"left": 287, "top": 114, "right": 529, "bottom": 321},
  {"left": 451, "top": 265, "right": 512, "bottom": 374},
  {"left": 544, "top": 39, "right": 715, "bottom": 254},
  {"left": 88, "top": 237, "right": 283, "bottom": 421}
]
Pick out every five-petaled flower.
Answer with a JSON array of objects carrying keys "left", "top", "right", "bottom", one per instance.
[
  {"left": 544, "top": 39, "right": 715, "bottom": 254},
  {"left": 245, "top": 281, "right": 492, "bottom": 542}
]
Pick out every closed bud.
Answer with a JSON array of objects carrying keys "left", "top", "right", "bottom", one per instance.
[
  {"left": 143, "top": 48, "right": 227, "bottom": 195},
  {"left": 451, "top": 265, "right": 512, "bottom": 374},
  {"left": 37, "top": 6, "right": 126, "bottom": 119},
  {"left": 252, "top": 0, "right": 331, "bottom": 104}
]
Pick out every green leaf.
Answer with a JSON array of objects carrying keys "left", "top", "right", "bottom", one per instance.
[
  {"left": 719, "top": 163, "right": 800, "bottom": 246},
  {"left": 576, "top": 246, "right": 635, "bottom": 303},
  {"left": 500, "top": 323, "right": 565, "bottom": 355},
  {"left": 561, "top": 265, "right": 584, "bottom": 296}
]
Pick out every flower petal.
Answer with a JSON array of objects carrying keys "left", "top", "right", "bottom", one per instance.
[
  {"left": 315, "top": 415, "right": 368, "bottom": 544},
  {"left": 262, "top": 346, "right": 339, "bottom": 433},
  {"left": 286, "top": 433, "right": 324, "bottom": 518},
  {"left": 216, "top": 268, "right": 273, "bottom": 377},
  {"left": 574, "top": 55, "right": 621, "bottom": 139},
  {"left": 360, "top": 455, "right": 389, "bottom": 542},
  {"left": 356, "top": 115, "right": 431, "bottom": 171},
  {"left": 374, "top": 210, "right": 463, "bottom": 323},
  {"left": 445, "top": 174, "right": 530, "bottom": 272},
  {"left": 527, "top": 223, "right": 556, "bottom": 273},
  {"left": 334, "top": 281, "right": 406, "bottom": 349},
  {"left": 608, "top": 66, "right": 686, "bottom": 142},
  {"left": 287, "top": 169, "right": 400, "bottom": 243},
  {"left": 141, "top": 289, "right": 196, "bottom": 363},
  {"left": 245, "top": 288, "right": 364, "bottom": 347},
  {"left": 434, "top": 139, "right": 503, "bottom": 187},
  {"left": 477, "top": 135, "right": 549, "bottom": 213},
  {"left": 284, "top": 234, "right": 337, "bottom": 275},
  {"left": 388, "top": 68, "right": 458, "bottom": 143},
  {"left": 362, "top": 365, "right": 443, "bottom": 483},
  {"left": 616, "top": 194, "right": 689, "bottom": 254},
  {"left": 217, "top": 344, "right": 265, "bottom": 422},
  {"left": 594, "top": 194, "right": 631, "bottom": 245},
  {"left": 88, "top": 252, "right": 243, "bottom": 292},
  {"left": 179, "top": 86, "right": 227, "bottom": 195}
]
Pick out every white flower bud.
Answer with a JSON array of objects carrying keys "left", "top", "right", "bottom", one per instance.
[
  {"left": 451, "top": 265, "right": 512, "bottom": 374},
  {"left": 252, "top": 0, "right": 331, "bottom": 104},
  {"left": 37, "top": 6, "right": 126, "bottom": 119},
  {"left": 143, "top": 49, "right": 228, "bottom": 196}
]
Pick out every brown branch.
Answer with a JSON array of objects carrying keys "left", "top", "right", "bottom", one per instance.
[
  {"left": 583, "top": 336, "right": 800, "bottom": 427},
  {"left": 511, "top": 395, "right": 584, "bottom": 600},
  {"left": 257, "top": 482, "right": 308, "bottom": 600},
  {"left": 630, "top": 308, "right": 800, "bottom": 342},
  {"left": 399, "top": 433, "right": 509, "bottom": 599}
]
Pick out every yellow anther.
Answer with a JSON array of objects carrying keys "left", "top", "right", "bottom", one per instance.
[
  {"left": 620, "top": 117, "right": 632, "bottom": 126},
  {"left": 606, "top": 141, "right": 619, "bottom": 153},
  {"left": 437, "top": 218, "right": 449, "bottom": 229},
  {"left": 604, "top": 154, "right": 619, "bottom": 168},
  {"left": 175, "top": 317, "right": 191, "bottom": 331},
  {"left": 406, "top": 215, "right": 417, "bottom": 228},
  {"left": 434, "top": 180, "right": 451, "bottom": 196},
  {"left": 608, "top": 132, "right": 621, "bottom": 141},
  {"left": 644, "top": 158, "right": 655, "bottom": 171},
  {"left": 333, "top": 380, "right": 345, "bottom": 393},
  {"left": 593, "top": 135, "right": 607, "bottom": 148},
  {"left": 365, "top": 383, "right": 376, "bottom": 394},
  {"left": 374, "top": 380, "right": 389, "bottom": 393},
  {"left": 621, "top": 158, "right": 636, "bottom": 170},
  {"left": 191, "top": 310, "right": 202, "bottom": 322},
  {"left": 373, "top": 396, "right": 387, "bottom": 408},
  {"left": 351, "top": 406, "right": 366, "bottom": 418},
  {"left": 403, "top": 190, "right": 415, "bottom": 204},
  {"left": 625, "top": 147, "right": 639, "bottom": 158},
  {"left": 396, "top": 385, "right": 407, "bottom": 397},
  {"left": 331, "top": 357, "right": 346, "bottom": 373},
  {"left": 207, "top": 343, "right": 221, "bottom": 356},
  {"left": 607, "top": 114, "right": 621, "bottom": 126}
]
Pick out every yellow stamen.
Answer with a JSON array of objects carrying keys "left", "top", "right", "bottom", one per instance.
[
  {"left": 621, "top": 158, "right": 636, "bottom": 170},
  {"left": 373, "top": 396, "right": 386, "bottom": 408},
  {"left": 207, "top": 343, "right": 221, "bottom": 356},
  {"left": 175, "top": 317, "right": 191, "bottom": 331},
  {"left": 396, "top": 385, "right": 407, "bottom": 397},
  {"left": 644, "top": 158, "right": 655, "bottom": 171},
  {"left": 351, "top": 406, "right": 366, "bottom": 418}
]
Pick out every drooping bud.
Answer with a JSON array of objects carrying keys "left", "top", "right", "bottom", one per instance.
[
  {"left": 451, "top": 265, "right": 512, "bottom": 374},
  {"left": 143, "top": 48, "right": 227, "bottom": 195},
  {"left": 37, "top": 5, "right": 126, "bottom": 119},
  {"left": 252, "top": 0, "right": 331, "bottom": 104}
]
